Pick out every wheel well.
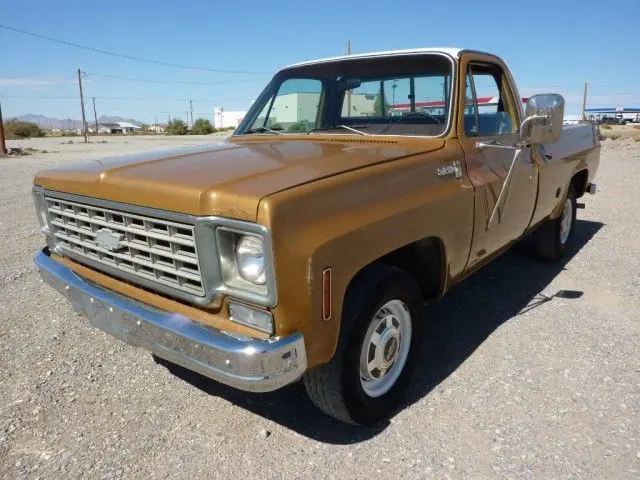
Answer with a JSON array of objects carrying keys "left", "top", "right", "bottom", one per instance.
[
  {"left": 571, "top": 169, "right": 589, "bottom": 198},
  {"left": 374, "top": 237, "right": 446, "bottom": 300}
]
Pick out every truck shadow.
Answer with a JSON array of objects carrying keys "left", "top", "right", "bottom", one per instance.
[{"left": 156, "top": 219, "right": 603, "bottom": 445}]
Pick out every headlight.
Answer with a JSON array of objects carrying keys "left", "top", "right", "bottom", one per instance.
[
  {"left": 215, "top": 225, "right": 276, "bottom": 307},
  {"left": 235, "top": 235, "right": 266, "bottom": 284}
]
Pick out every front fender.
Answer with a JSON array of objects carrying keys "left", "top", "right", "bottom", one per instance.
[{"left": 258, "top": 143, "right": 474, "bottom": 367}]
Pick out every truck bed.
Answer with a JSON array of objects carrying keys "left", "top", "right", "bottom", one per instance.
[{"left": 543, "top": 123, "right": 600, "bottom": 162}]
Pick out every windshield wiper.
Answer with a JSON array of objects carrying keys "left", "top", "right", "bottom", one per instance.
[
  {"left": 244, "top": 126, "right": 283, "bottom": 135},
  {"left": 309, "top": 125, "right": 369, "bottom": 136}
]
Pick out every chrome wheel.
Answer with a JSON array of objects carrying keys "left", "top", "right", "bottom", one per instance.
[
  {"left": 359, "top": 299, "right": 412, "bottom": 398},
  {"left": 559, "top": 198, "right": 573, "bottom": 245}
]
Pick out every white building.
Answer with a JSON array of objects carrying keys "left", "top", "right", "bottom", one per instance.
[
  {"left": 264, "top": 93, "right": 320, "bottom": 126},
  {"left": 98, "top": 122, "right": 142, "bottom": 134},
  {"left": 211, "top": 93, "right": 376, "bottom": 131},
  {"left": 213, "top": 108, "right": 247, "bottom": 129},
  {"left": 147, "top": 124, "right": 165, "bottom": 133}
]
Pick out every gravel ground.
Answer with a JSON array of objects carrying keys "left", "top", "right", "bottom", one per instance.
[{"left": 1, "top": 136, "right": 639, "bottom": 479}]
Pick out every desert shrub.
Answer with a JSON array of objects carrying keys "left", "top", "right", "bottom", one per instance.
[
  {"left": 608, "top": 134, "right": 621, "bottom": 140},
  {"left": 600, "top": 124, "right": 612, "bottom": 130},
  {"left": 5, "top": 119, "right": 44, "bottom": 139},
  {"left": 11, "top": 148, "right": 31, "bottom": 156},
  {"left": 632, "top": 125, "right": 640, "bottom": 130},
  {"left": 191, "top": 118, "right": 214, "bottom": 135},
  {"left": 165, "top": 119, "right": 188, "bottom": 135}
]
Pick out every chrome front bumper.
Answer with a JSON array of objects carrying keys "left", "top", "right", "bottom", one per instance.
[{"left": 35, "top": 250, "right": 307, "bottom": 392}]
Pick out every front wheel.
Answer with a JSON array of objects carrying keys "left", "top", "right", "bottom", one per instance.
[
  {"left": 303, "top": 264, "right": 423, "bottom": 425},
  {"left": 531, "top": 185, "right": 577, "bottom": 261}
]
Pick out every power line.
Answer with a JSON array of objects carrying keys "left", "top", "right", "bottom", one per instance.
[
  {"left": 86, "top": 72, "right": 265, "bottom": 86},
  {"left": 2, "top": 95, "right": 78, "bottom": 99},
  {"left": 0, "top": 24, "right": 269, "bottom": 75},
  {"left": 3, "top": 95, "right": 248, "bottom": 101}
]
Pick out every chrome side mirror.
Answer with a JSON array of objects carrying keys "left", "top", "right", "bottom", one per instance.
[{"left": 520, "top": 94, "right": 565, "bottom": 144}]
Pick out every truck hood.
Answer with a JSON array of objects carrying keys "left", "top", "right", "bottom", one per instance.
[{"left": 35, "top": 137, "right": 443, "bottom": 221}]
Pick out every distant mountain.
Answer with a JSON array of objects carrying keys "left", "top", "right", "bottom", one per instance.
[
  {"left": 12, "top": 114, "right": 83, "bottom": 130},
  {"left": 97, "top": 115, "right": 142, "bottom": 126},
  {"left": 11, "top": 114, "right": 143, "bottom": 130}
]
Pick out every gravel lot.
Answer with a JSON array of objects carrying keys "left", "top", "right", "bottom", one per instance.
[{"left": 1, "top": 135, "right": 639, "bottom": 479}]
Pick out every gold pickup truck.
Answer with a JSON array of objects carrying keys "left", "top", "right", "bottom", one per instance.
[{"left": 33, "top": 48, "right": 600, "bottom": 425}]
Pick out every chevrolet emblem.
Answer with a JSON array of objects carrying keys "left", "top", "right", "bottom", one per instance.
[{"left": 95, "top": 228, "right": 125, "bottom": 251}]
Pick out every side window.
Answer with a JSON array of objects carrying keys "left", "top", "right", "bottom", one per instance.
[
  {"left": 464, "top": 73, "right": 478, "bottom": 136},
  {"left": 465, "top": 64, "right": 517, "bottom": 137}
]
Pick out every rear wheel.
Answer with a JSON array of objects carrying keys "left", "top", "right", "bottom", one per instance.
[
  {"left": 303, "top": 264, "right": 423, "bottom": 425},
  {"left": 532, "top": 185, "right": 577, "bottom": 261}
]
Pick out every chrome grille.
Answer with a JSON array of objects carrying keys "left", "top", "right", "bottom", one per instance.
[{"left": 45, "top": 197, "right": 204, "bottom": 296}]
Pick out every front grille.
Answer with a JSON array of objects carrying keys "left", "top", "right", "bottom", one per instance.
[{"left": 45, "top": 197, "right": 204, "bottom": 297}]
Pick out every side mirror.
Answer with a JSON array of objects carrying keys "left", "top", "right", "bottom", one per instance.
[{"left": 520, "top": 94, "right": 565, "bottom": 144}]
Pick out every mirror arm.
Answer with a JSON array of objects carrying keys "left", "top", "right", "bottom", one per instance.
[
  {"left": 487, "top": 148, "right": 524, "bottom": 229},
  {"left": 518, "top": 114, "right": 550, "bottom": 144}
]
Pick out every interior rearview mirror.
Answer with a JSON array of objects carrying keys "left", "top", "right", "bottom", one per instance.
[
  {"left": 338, "top": 78, "right": 362, "bottom": 92},
  {"left": 520, "top": 94, "right": 565, "bottom": 144}
]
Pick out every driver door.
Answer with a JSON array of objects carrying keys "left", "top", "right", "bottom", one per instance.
[{"left": 458, "top": 54, "right": 539, "bottom": 270}]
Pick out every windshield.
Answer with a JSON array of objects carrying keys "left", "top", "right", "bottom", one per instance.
[{"left": 236, "top": 54, "right": 453, "bottom": 137}]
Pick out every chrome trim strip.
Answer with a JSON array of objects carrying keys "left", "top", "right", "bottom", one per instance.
[
  {"left": 35, "top": 187, "right": 278, "bottom": 308},
  {"left": 35, "top": 250, "right": 305, "bottom": 393}
]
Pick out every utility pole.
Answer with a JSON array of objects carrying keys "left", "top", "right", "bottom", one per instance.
[
  {"left": 581, "top": 82, "right": 588, "bottom": 121},
  {"left": 189, "top": 100, "right": 194, "bottom": 128},
  {"left": 0, "top": 99, "right": 7, "bottom": 156},
  {"left": 92, "top": 97, "right": 98, "bottom": 135},
  {"left": 346, "top": 41, "right": 352, "bottom": 116},
  {"left": 77, "top": 68, "right": 88, "bottom": 143}
]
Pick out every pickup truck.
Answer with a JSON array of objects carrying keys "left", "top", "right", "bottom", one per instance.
[{"left": 33, "top": 48, "right": 600, "bottom": 425}]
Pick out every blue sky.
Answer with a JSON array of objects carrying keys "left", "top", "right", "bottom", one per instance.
[{"left": 1, "top": 0, "right": 639, "bottom": 123}]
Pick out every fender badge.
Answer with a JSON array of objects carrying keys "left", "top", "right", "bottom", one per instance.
[{"left": 437, "top": 160, "right": 463, "bottom": 179}]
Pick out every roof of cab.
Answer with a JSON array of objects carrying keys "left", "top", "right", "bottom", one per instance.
[{"left": 280, "top": 48, "right": 467, "bottom": 71}]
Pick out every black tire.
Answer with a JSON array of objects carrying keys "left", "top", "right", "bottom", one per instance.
[
  {"left": 303, "top": 263, "right": 423, "bottom": 425},
  {"left": 532, "top": 185, "right": 577, "bottom": 261}
]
